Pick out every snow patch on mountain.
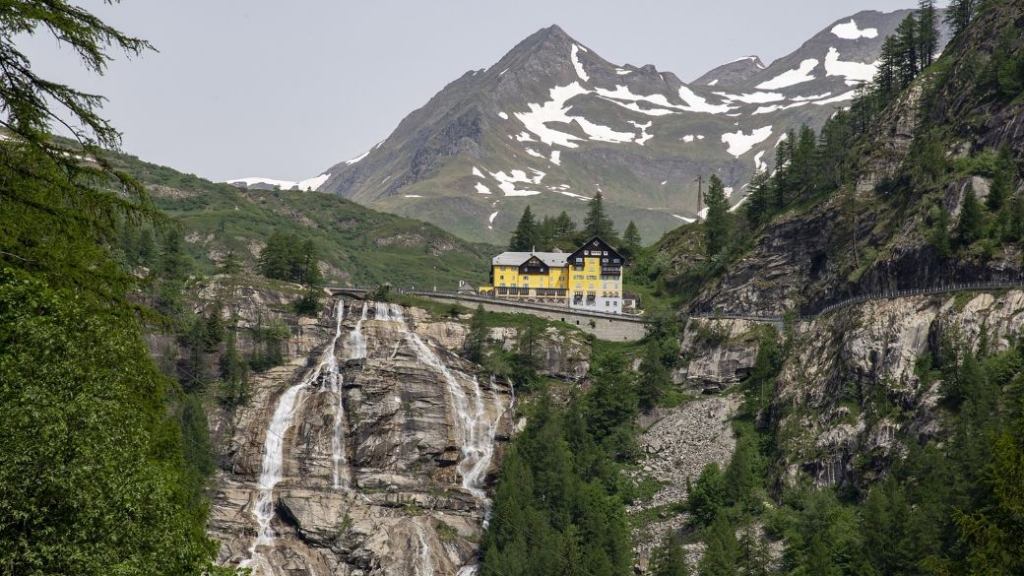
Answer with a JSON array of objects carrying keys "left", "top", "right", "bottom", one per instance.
[
  {"left": 754, "top": 150, "right": 768, "bottom": 172},
  {"left": 295, "top": 174, "right": 330, "bottom": 191},
  {"left": 717, "top": 91, "right": 787, "bottom": 104},
  {"left": 756, "top": 58, "right": 819, "bottom": 90},
  {"left": 475, "top": 183, "right": 492, "bottom": 195},
  {"left": 814, "top": 90, "right": 858, "bottom": 105},
  {"left": 516, "top": 83, "right": 589, "bottom": 147},
  {"left": 345, "top": 150, "right": 370, "bottom": 165},
  {"left": 498, "top": 111, "right": 509, "bottom": 120},
  {"left": 831, "top": 19, "right": 879, "bottom": 40},
  {"left": 473, "top": 167, "right": 485, "bottom": 178},
  {"left": 226, "top": 174, "right": 329, "bottom": 191},
  {"left": 490, "top": 169, "right": 545, "bottom": 197},
  {"left": 525, "top": 148, "right": 545, "bottom": 159},
  {"left": 721, "top": 126, "right": 773, "bottom": 157},
  {"left": 824, "top": 47, "right": 877, "bottom": 85},
  {"left": 571, "top": 44, "right": 590, "bottom": 82},
  {"left": 550, "top": 150, "right": 562, "bottom": 165},
  {"left": 677, "top": 86, "right": 733, "bottom": 114},
  {"left": 631, "top": 120, "right": 654, "bottom": 146}
]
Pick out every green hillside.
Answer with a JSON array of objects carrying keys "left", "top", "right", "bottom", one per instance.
[{"left": 106, "top": 151, "right": 499, "bottom": 289}]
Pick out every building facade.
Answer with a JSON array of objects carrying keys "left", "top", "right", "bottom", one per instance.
[{"left": 479, "top": 237, "right": 625, "bottom": 314}]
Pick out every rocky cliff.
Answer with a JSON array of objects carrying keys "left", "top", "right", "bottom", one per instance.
[{"left": 207, "top": 300, "right": 515, "bottom": 575}]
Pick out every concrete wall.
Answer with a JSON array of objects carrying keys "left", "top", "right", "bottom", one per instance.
[{"left": 414, "top": 293, "right": 647, "bottom": 342}]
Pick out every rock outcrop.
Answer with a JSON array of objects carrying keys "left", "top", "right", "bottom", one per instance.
[
  {"left": 208, "top": 300, "right": 514, "bottom": 575},
  {"left": 770, "top": 290, "right": 1024, "bottom": 491}
]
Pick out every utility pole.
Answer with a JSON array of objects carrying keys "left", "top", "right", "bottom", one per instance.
[{"left": 695, "top": 175, "right": 704, "bottom": 215}]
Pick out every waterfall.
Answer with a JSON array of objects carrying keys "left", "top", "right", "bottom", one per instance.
[
  {"left": 328, "top": 301, "right": 346, "bottom": 490},
  {"left": 413, "top": 520, "right": 435, "bottom": 576},
  {"left": 247, "top": 299, "right": 348, "bottom": 568},
  {"left": 348, "top": 302, "right": 368, "bottom": 359},
  {"left": 251, "top": 371, "right": 319, "bottom": 547},
  {"left": 378, "top": 303, "right": 500, "bottom": 498}
]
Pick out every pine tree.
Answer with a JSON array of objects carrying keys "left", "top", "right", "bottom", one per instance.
[
  {"left": 699, "top": 511, "right": 739, "bottom": 576},
  {"left": 688, "top": 462, "right": 726, "bottom": 527},
  {"left": 724, "top": 437, "right": 757, "bottom": 509},
  {"left": 622, "top": 220, "right": 642, "bottom": 259},
  {"left": 944, "top": 0, "right": 977, "bottom": 37},
  {"left": 464, "top": 304, "right": 489, "bottom": 363},
  {"left": 987, "top": 147, "right": 1013, "bottom": 212},
  {"left": 957, "top": 183, "right": 984, "bottom": 247},
  {"left": 510, "top": 205, "right": 539, "bottom": 251},
  {"left": 637, "top": 339, "right": 671, "bottom": 412},
  {"left": 745, "top": 170, "right": 772, "bottom": 229},
  {"left": 704, "top": 175, "right": 730, "bottom": 257},
  {"left": 874, "top": 35, "right": 900, "bottom": 98},
  {"left": 894, "top": 14, "right": 920, "bottom": 88},
  {"left": 917, "top": 0, "right": 939, "bottom": 69},
  {"left": 651, "top": 532, "right": 691, "bottom": 576},
  {"left": 583, "top": 191, "right": 618, "bottom": 243}
]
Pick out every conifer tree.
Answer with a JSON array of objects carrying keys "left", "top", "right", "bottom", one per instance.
[
  {"left": 509, "top": 205, "right": 539, "bottom": 251},
  {"left": 651, "top": 532, "right": 691, "bottom": 576},
  {"left": 699, "top": 511, "right": 740, "bottom": 576},
  {"left": 987, "top": 147, "right": 1013, "bottom": 212},
  {"left": 583, "top": 191, "right": 618, "bottom": 243},
  {"left": 917, "top": 0, "right": 939, "bottom": 69},
  {"left": 637, "top": 339, "right": 671, "bottom": 411},
  {"left": 704, "top": 175, "right": 730, "bottom": 257},
  {"left": 622, "top": 220, "right": 642, "bottom": 259},
  {"left": 745, "top": 170, "right": 772, "bottom": 229},
  {"left": 894, "top": 14, "right": 920, "bottom": 87},
  {"left": 957, "top": 183, "right": 984, "bottom": 247},
  {"left": 688, "top": 462, "right": 726, "bottom": 527},
  {"left": 945, "top": 0, "right": 977, "bottom": 36},
  {"left": 463, "top": 304, "right": 489, "bottom": 363}
]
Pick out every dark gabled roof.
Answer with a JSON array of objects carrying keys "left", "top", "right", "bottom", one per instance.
[{"left": 568, "top": 236, "right": 624, "bottom": 262}]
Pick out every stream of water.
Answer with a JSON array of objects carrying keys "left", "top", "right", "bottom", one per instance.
[{"left": 246, "top": 300, "right": 348, "bottom": 570}]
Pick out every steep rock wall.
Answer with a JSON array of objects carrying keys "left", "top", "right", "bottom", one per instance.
[{"left": 208, "top": 300, "right": 514, "bottom": 575}]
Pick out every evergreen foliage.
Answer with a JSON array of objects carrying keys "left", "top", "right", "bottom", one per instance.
[
  {"left": 0, "top": 4, "right": 224, "bottom": 572},
  {"left": 651, "top": 533, "right": 690, "bottom": 576},
  {"left": 258, "top": 231, "right": 322, "bottom": 285},
  {"left": 0, "top": 269, "right": 218, "bottom": 575},
  {"left": 509, "top": 205, "right": 540, "bottom": 251},
  {"left": 703, "top": 175, "right": 730, "bottom": 257},
  {"left": 463, "top": 304, "right": 489, "bottom": 363},
  {"left": 583, "top": 191, "right": 619, "bottom": 244},
  {"left": 622, "top": 220, "right": 642, "bottom": 260}
]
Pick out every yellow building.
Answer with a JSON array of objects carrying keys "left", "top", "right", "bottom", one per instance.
[{"left": 479, "top": 237, "right": 625, "bottom": 314}]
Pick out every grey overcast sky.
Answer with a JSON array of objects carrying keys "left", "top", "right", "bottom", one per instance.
[{"left": 21, "top": 1, "right": 940, "bottom": 183}]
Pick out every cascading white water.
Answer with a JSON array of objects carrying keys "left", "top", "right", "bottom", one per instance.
[
  {"left": 413, "top": 520, "right": 435, "bottom": 576},
  {"left": 251, "top": 370, "right": 321, "bottom": 547},
  {"left": 328, "top": 301, "right": 346, "bottom": 489},
  {"left": 348, "top": 302, "right": 368, "bottom": 359},
  {"left": 247, "top": 300, "right": 349, "bottom": 570},
  {"left": 378, "top": 303, "right": 499, "bottom": 498}
]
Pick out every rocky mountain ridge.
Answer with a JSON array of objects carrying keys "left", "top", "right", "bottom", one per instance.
[{"left": 233, "top": 10, "right": 942, "bottom": 245}]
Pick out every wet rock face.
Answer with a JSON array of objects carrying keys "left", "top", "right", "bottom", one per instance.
[
  {"left": 208, "top": 300, "right": 514, "bottom": 576},
  {"left": 771, "top": 291, "right": 1024, "bottom": 492}
]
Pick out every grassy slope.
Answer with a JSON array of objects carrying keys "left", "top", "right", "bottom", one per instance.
[{"left": 107, "top": 151, "right": 500, "bottom": 288}]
